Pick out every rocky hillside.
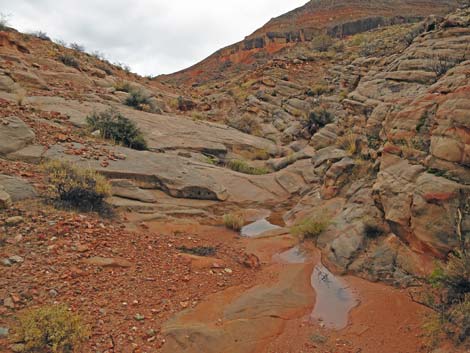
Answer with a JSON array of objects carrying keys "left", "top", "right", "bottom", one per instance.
[
  {"left": 1, "top": 2, "right": 470, "bottom": 353},
  {"left": 163, "top": 0, "right": 461, "bottom": 85}
]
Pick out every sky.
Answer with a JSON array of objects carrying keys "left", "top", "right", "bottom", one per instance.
[{"left": 0, "top": 0, "right": 307, "bottom": 76}]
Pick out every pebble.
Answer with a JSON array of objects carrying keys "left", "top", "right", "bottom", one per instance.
[
  {"left": 3, "top": 297, "right": 14, "bottom": 309},
  {"left": 224, "top": 268, "right": 233, "bottom": 274},
  {"left": 5, "top": 216, "right": 24, "bottom": 226},
  {"left": 9, "top": 255, "right": 24, "bottom": 264},
  {"left": 0, "top": 326, "right": 9, "bottom": 337},
  {"left": 1, "top": 258, "right": 12, "bottom": 266},
  {"left": 48, "top": 289, "right": 59, "bottom": 297},
  {"left": 134, "top": 313, "right": 145, "bottom": 321}
]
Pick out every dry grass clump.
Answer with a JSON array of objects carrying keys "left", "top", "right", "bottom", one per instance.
[
  {"left": 43, "top": 160, "right": 111, "bottom": 212},
  {"left": 226, "top": 159, "right": 269, "bottom": 175},
  {"left": 15, "top": 304, "right": 89, "bottom": 353},
  {"left": 337, "top": 132, "right": 360, "bottom": 155},
  {"left": 291, "top": 217, "right": 329, "bottom": 240},
  {"left": 223, "top": 213, "right": 245, "bottom": 231}
]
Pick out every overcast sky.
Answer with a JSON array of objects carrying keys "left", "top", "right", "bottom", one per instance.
[{"left": 0, "top": 0, "right": 307, "bottom": 75}]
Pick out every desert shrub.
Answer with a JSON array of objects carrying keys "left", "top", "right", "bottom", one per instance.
[
  {"left": 311, "top": 34, "right": 334, "bottom": 52},
  {"left": 31, "top": 31, "right": 51, "bottom": 41},
  {"left": 114, "top": 81, "right": 133, "bottom": 93},
  {"left": 125, "top": 89, "right": 152, "bottom": 111},
  {"left": 59, "top": 54, "right": 79, "bottom": 69},
  {"left": 291, "top": 217, "right": 329, "bottom": 240},
  {"left": 227, "top": 115, "right": 261, "bottom": 135},
  {"left": 431, "top": 55, "right": 459, "bottom": 78},
  {"left": 0, "top": 13, "right": 10, "bottom": 31},
  {"left": 69, "top": 42, "right": 85, "bottom": 52},
  {"left": 223, "top": 213, "right": 245, "bottom": 231},
  {"left": 424, "top": 211, "right": 470, "bottom": 347},
  {"left": 304, "top": 109, "right": 334, "bottom": 134},
  {"left": 43, "top": 160, "right": 111, "bottom": 212},
  {"left": 226, "top": 159, "right": 269, "bottom": 175},
  {"left": 86, "top": 108, "right": 147, "bottom": 150},
  {"left": 16, "top": 304, "right": 89, "bottom": 353}
]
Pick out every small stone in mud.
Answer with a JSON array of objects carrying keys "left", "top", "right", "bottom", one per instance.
[
  {"left": 224, "top": 268, "right": 233, "bottom": 274},
  {"left": 310, "top": 333, "right": 328, "bottom": 344},
  {"left": 134, "top": 313, "right": 145, "bottom": 321},
  {"left": 0, "top": 326, "right": 9, "bottom": 337}
]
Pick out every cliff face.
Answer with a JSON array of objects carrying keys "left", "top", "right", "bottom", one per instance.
[{"left": 163, "top": 0, "right": 461, "bottom": 84}]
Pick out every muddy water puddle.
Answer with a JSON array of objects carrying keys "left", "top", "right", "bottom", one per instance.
[
  {"left": 275, "top": 245, "right": 358, "bottom": 330},
  {"left": 241, "top": 218, "right": 281, "bottom": 237}
]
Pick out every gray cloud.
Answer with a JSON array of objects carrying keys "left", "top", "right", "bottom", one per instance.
[{"left": 0, "top": 0, "right": 307, "bottom": 75}]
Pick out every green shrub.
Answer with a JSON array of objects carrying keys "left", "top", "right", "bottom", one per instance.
[
  {"left": 226, "top": 159, "right": 269, "bottom": 175},
  {"left": 59, "top": 54, "right": 80, "bottom": 69},
  {"left": 16, "top": 304, "right": 89, "bottom": 353},
  {"left": 86, "top": 108, "right": 147, "bottom": 150},
  {"left": 223, "top": 213, "right": 245, "bottom": 231},
  {"left": 291, "top": 217, "right": 329, "bottom": 240},
  {"left": 43, "top": 160, "right": 111, "bottom": 212}
]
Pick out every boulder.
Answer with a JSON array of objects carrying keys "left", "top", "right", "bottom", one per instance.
[
  {"left": 110, "top": 179, "right": 157, "bottom": 203},
  {"left": 0, "top": 117, "right": 35, "bottom": 155},
  {"left": 0, "top": 175, "right": 37, "bottom": 202}
]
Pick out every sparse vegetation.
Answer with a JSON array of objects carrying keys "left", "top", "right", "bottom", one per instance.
[
  {"left": 43, "top": 160, "right": 111, "bottom": 212},
  {"left": 69, "top": 42, "right": 85, "bottom": 52},
  {"left": 15, "top": 304, "right": 89, "bottom": 353},
  {"left": 30, "top": 31, "right": 51, "bottom": 41},
  {"left": 59, "top": 54, "right": 80, "bottom": 69},
  {"left": 304, "top": 109, "right": 334, "bottom": 134},
  {"left": 423, "top": 210, "right": 470, "bottom": 347},
  {"left": 86, "top": 108, "right": 148, "bottom": 150},
  {"left": 311, "top": 34, "right": 334, "bottom": 52},
  {"left": 125, "top": 89, "right": 153, "bottom": 112},
  {"left": 291, "top": 217, "right": 329, "bottom": 240},
  {"left": 226, "top": 159, "right": 269, "bottom": 175},
  {"left": 337, "top": 133, "right": 359, "bottom": 155},
  {"left": 227, "top": 114, "right": 262, "bottom": 135},
  {"left": 0, "top": 13, "right": 10, "bottom": 31},
  {"left": 223, "top": 213, "right": 245, "bottom": 231}
]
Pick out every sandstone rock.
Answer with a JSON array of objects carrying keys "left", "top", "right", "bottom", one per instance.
[
  {"left": 0, "top": 174, "right": 37, "bottom": 201},
  {"left": 0, "top": 186, "right": 12, "bottom": 209},
  {"left": 5, "top": 216, "right": 24, "bottom": 226},
  {"left": 7, "top": 144, "right": 45, "bottom": 163},
  {"left": 110, "top": 179, "right": 157, "bottom": 203},
  {"left": 321, "top": 157, "right": 355, "bottom": 199},
  {"left": 312, "top": 147, "right": 348, "bottom": 167},
  {"left": 0, "top": 117, "right": 35, "bottom": 155}
]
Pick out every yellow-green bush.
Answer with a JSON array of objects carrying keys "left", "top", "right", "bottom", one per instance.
[
  {"left": 223, "top": 213, "right": 245, "bottom": 231},
  {"left": 16, "top": 304, "right": 89, "bottom": 353},
  {"left": 43, "top": 160, "right": 111, "bottom": 211},
  {"left": 291, "top": 217, "right": 329, "bottom": 240}
]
